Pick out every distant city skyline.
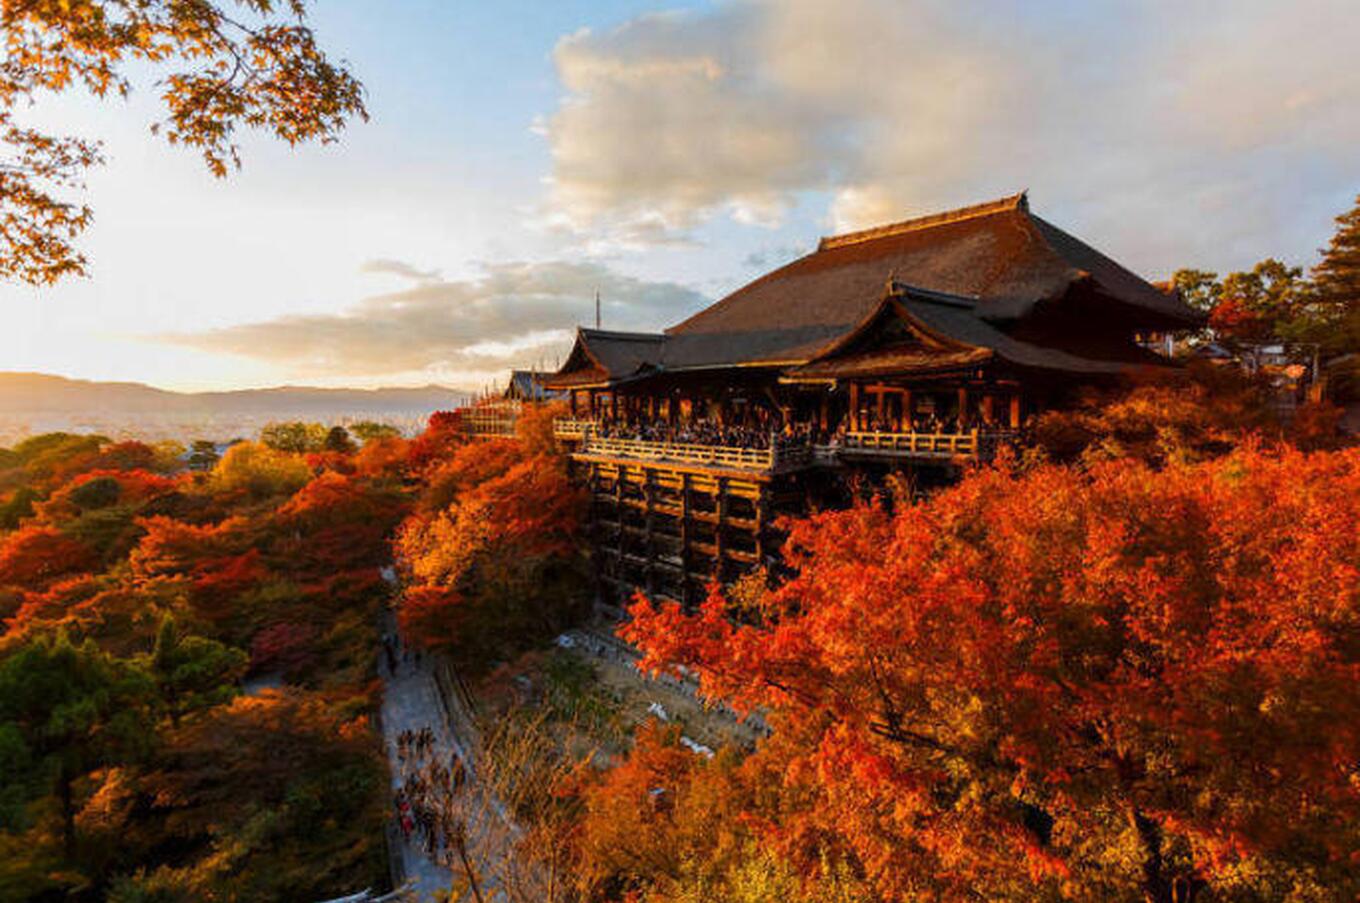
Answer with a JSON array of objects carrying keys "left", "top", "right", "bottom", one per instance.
[{"left": 4, "top": 0, "right": 1358, "bottom": 391}]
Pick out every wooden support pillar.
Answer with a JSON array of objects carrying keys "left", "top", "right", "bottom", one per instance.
[
  {"left": 849, "top": 382, "right": 860, "bottom": 432},
  {"left": 981, "top": 394, "right": 995, "bottom": 425},
  {"left": 714, "top": 477, "right": 727, "bottom": 580},
  {"left": 643, "top": 469, "right": 656, "bottom": 595},
  {"left": 957, "top": 387, "right": 969, "bottom": 420},
  {"left": 876, "top": 388, "right": 885, "bottom": 427},
  {"left": 1009, "top": 394, "right": 1022, "bottom": 429},
  {"left": 903, "top": 389, "right": 913, "bottom": 428},
  {"left": 819, "top": 394, "right": 829, "bottom": 432},
  {"left": 680, "top": 473, "right": 691, "bottom": 606}
]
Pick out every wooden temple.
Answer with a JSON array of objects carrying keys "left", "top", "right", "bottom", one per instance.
[{"left": 542, "top": 193, "right": 1203, "bottom": 612}]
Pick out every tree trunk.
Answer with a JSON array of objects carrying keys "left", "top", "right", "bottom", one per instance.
[
  {"left": 58, "top": 766, "right": 76, "bottom": 859},
  {"left": 1129, "top": 805, "right": 1170, "bottom": 903}
]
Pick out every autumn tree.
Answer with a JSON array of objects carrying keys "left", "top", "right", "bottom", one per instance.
[
  {"left": 0, "top": 633, "right": 157, "bottom": 857},
  {"left": 0, "top": 0, "right": 366, "bottom": 284},
  {"left": 624, "top": 444, "right": 1360, "bottom": 901},
  {"left": 128, "top": 689, "right": 387, "bottom": 899},
  {"left": 396, "top": 451, "right": 587, "bottom": 670}
]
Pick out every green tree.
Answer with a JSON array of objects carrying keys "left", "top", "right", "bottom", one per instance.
[
  {"left": 1210, "top": 258, "right": 1305, "bottom": 346},
  {"left": 186, "top": 440, "right": 220, "bottom": 472},
  {"left": 259, "top": 421, "right": 328, "bottom": 454},
  {"left": 323, "top": 425, "right": 356, "bottom": 454},
  {"left": 146, "top": 616, "right": 248, "bottom": 727},
  {"left": 1307, "top": 193, "right": 1360, "bottom": 354},
  {"left": 349, "top": 421, "right": 401, "bottom": 444},
  {"left": 209, "top": 442, "right": 311, "bottom": 498},
  {"left": 0, "top": 0, "right": 367, "bottom": 284},
  {"left": 0, "top": 633, "right": 157, "bottom": 856},
  {"left": 1170, "top": 268, "right": 1222, "bottom": 313}
]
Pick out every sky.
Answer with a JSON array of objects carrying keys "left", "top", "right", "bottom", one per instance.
[{"left": 2, "top": 0, "right": 1358, "bottom": 392}]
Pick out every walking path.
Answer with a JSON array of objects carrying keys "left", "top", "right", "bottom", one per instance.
[{"left": 377, "top": 615, "right": 533, "bottom": 902}]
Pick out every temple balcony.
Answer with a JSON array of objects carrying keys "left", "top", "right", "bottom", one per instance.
[
  {"left": 835, "top": 429, "right": 1016, "bottom": 461},
  {"left": 575, "top": 433, "right": 811, "bottom": 475},
  {"left": 556, "top": 418, "right": 1016, "bottom": 470},
  {"left": 462, "top": 401, "right": 522, "bottom": 438},
  {"left": 552, "top": 417, "right": 592, "bottom": 441}
]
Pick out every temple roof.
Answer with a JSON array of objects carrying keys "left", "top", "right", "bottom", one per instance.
[
  {"left": 546, "top": 194, "right": 1200, "bottom": 389},
  {"left": 787, "top": 283, "right": 1166, "bottom": 380},
  {"left": 661, "top": 192, "right": 1201, "bottom": 369},
  {"left": 504, "top": 370, "right": 565, "bottom": 401},
  {"left": 548, "top": 328, "right": 665, "bottom": 389}
]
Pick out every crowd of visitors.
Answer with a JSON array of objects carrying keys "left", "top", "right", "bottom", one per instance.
[
  {"left": 593, "top": 416, "right": 829, "bottom": 450},
  {"left": 587, "top": 407, "right": 995, "bottom": 451},
  {"left": 394, "top": 725, "right": 472, "bottom": 865}
]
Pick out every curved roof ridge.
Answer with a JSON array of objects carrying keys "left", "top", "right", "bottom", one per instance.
[
  {"left": 817, "top": 191, "right": 1028, "bottom": 251},
  {"left": 578, "top": 327, "right": 665, "bottom": 342}
]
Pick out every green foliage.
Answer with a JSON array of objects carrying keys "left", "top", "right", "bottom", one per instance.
[
  {"left": 259, "top": 422, "right": 329, "bottom": 454},
  {"left": 1170, "top": 268, "right": 1222, "bottom": 312},
  {"left": 349, "top": 421, "right": 401, "bottom": 444},
  {"left": 146, "top": 616, "right": 248, "bottom": 725},
  {"left": 67, "top": 475, "right": 122, "bottom": 510},
  {"left": 323, "top": 426, "right": 356, "bottom": 454},
  {"left": 0, "top": 632, "right": 158, "bottom": 856},
  {"left": 0, "top": 486, "right": 38, "bottom": 530},
  {"left": 209, "top": 442, "right": 312, "bottom": 498},
  {"left": 186, "top": 440, "right": 220, "bottom": 473}
]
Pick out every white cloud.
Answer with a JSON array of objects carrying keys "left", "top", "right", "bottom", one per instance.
[
  {"left": 542, "top": 0, "right": 1360, "bottom": 271},
  {"left": 159, "top": 260, "right": 709, "bottom": 378}
]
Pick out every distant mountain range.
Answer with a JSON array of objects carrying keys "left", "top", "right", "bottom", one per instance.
[
  {"left": 0, "top": 372, "right": 473, "bottom": 445},
  {"left": 0, "top": 372, "right": 468, "bottom": 415}
]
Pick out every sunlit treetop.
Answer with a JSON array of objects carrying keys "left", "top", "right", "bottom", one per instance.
[{"left": 0, "top": 0, "right": 367, "bottom": 284}]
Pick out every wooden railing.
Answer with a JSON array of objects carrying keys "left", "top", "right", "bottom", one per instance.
[
  {"left": 463, "top": 401, "right": 521, "bottom": 438},
  {"left": 557, "top": 420, "right": 1012, "bottom": 467},
  {"left": 552, "top": 418, "right": 591, "bottom": 440},
  {"left": 840, "top": 430, "right": 1010, "bottom": 459},
  {"left": 580, "top": 435, "right": 783, "bottom": 471}
]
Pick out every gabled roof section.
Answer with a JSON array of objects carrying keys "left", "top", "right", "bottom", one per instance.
[
  {"left": 788, "top": 283, "right": 1170, "bottom": 380},
  {"left": 664, "top": 193, "right": 1202, "bottom": 370},
  {"left": 544, "top": 328, "right": 665, "bottom": 389},
  {"left": 504, "top": 370, "right": 564, "bottom": 401}
]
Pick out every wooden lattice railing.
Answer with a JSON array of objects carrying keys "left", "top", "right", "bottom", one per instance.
[
  {"left": 551, "top": 418, "right": 591, "bottom": 440},
  {"left": 840, "top": 430, "right": 1017, "bottom": 459},
  {"left": 580, "top": 435, "right": 784, "bottom": 471}
]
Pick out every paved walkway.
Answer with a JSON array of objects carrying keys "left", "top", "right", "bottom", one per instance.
[{"left": 378, "top": 617, "right": 533, "bottom": 902}]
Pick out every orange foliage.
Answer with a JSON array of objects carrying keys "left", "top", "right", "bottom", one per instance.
[
  {"left": 623, "top": 444, "right": 1360, "bottom": 899},
  {"left": 0, "top": 526, "right": 95, "bottom": 589}
]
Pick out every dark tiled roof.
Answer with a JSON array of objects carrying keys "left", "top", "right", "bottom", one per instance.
[
  {"left": 544, "top": 328, "right": 665, "bottom": 389},
  {"left": 789, "top": 284, "right": 1166, "bottom": 380},
  {"left": 662, "top": 192, "right": 1201, "bottom": 369},
  {"left": 505, "top": 370, "right": 564, "bottom": 401}
]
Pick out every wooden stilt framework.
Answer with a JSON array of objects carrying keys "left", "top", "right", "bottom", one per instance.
[{"left": 580, "top": 457, "right": 783, "bottom": 615}]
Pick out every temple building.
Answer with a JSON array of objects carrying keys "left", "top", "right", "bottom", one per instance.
[{"left": 542, "top": 193, "right": 1203, "bottom": 612}]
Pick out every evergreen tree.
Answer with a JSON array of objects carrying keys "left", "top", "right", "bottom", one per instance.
[
  {"left": 0, "top": 633, "right": 157, "bottom": 856},
  {"left": 147, "top": 616, "right": 248, "bottom": 727},
  {"left": 1309, "top": 193, "right": 1360, "bottom": 352}
]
